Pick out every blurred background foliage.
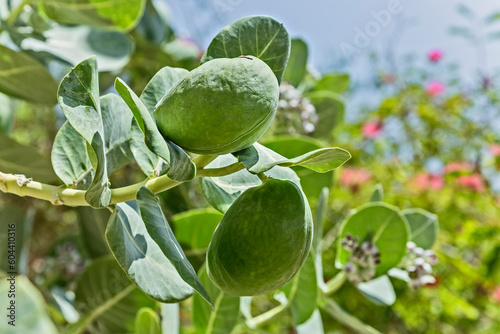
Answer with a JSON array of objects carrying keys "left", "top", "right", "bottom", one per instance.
[{"left": 0, "top": 0, "right": 499, "bottom": 333}]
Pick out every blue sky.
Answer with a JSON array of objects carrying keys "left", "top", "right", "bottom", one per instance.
[{"left": 166, "top": 0, "right": 500, "bottom": 81}]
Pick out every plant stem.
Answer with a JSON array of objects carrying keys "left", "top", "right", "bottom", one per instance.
[
  {"left": 192, "top": 155, "right": 218, "bottom": 169},
  {"left": 323, "top": 271, "right": 347, "bottom": 295},
  {"left": 5, "top": 0, "right": 30, "bottom": 26},
  {"left": 197, "top": 162, "right": 244, "bottom": 177},
  {"left": 321, "top": 299, "right": 382, "bottom": 334},
  {"left": 0, "top": 161, "right": 244, "bottom": 207}
]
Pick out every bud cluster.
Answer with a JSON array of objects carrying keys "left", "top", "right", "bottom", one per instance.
[
  {"left": 341, "top": 234, "right": 381, "bottom": 285},
  {"left": 277, "top": 82, "right": 318, "bottom": 134},
  {"left": 401, "top": 241, "right": 438, "bottom": 289}
]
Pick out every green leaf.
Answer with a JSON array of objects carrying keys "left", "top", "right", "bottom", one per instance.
[
  {"left": 85, "top": 132, "right": 112, "bottom": 207},
  {"left": 25, "top": 26, "right": 134, "bottom": 72},
  {"left": 135, "top": 308, "right": 161, "bottom": 334},
  {"left": 201, "top": 15, "right": 290, "bottom": 83},
  {"left": 192, "top": 265, "right": 239, "bottom": 334},
  {"left": 0, "top": 93, "right": 14, "bottom": 134},
  {"left": 76, "top": 207, "right": 110, "bottom": 258},
  {"left": 370, "top": 184, "right": 384, "bottom": 202},
  {"left": 69, "top": 257, "right": 155, "bottom": 334},
  {"left": 161, "top": 303, "right": 179, "bottom": 334},
  {"left": 172, "top": 209, "right": 223, "bottom": 250},
  {"left": 115, "top": 78, "right": 196, "bottom": 181},
  {"left": 0, "top": 133, "right": 58, "bottom": 183},
  {"left": 0, "top": 45, "right": 58, "bottom": 104},
  {"left": 285, "top": 253, "right": 317, "bottom": 325},
  {"left": 52, "top": 94, "right": 133, "bottom": 187},
  {"left": 283, "top": 39, "right": 308, "bottom": 87},
  {"left": 336, "top": 203, "right": 410, "bottom": 276},
  {"left": 130, "top": 120, "right": 161, "bottom": 177},
  {"left": 130, "top": 66, "right": 188, "bottom": 177},
  {"left": 105, "top": 202, "right": 194, "bottom": 303},
  {"left": 140, "top": 66, "right": 189, "bottom": 112},
  {"left": 305, "top": 91, "right": 345, "bottom": 137},
  {"left": 57, "top": 56, "right": 110, "bottom": 207},
  {"left": 402, "top": 208, "right": 439, "bottom": 249},
  {"left": 0, "top": 275, "right": 57, "bottom": 334},
  {"left": 0, "top": 207, "right": 35, "bottom": 275},
  {"left": 235, "top": 142, "right": 351, "bottom": 174},
  {"left": 39, "top": 0, "right": 146, "bottom": 31},
  {"left": 51, "top": 122, "right": 91, "bottom": 187},
  {"left": 357, "top": 275, "right": 396, "bottom": 306},
  {"left": 262, "top": 135, "right": 335, "bottom": 200},
  {"left": 136, "top": 187, "right": 213, "bottom": 307},
  {"left": 296, "top": 309, "right": 324, "bottom": 334},
  {"left": 200, "top": 154, "right": 300, "bottom": 213},
  {"left": 311, "top": 73, "right": 350, "bottom": 94}
]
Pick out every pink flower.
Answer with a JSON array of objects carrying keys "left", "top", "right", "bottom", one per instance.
[
  {"left": 456, "top": 173, "right": 486, "bottom": 193},
  {"left": 444, "top": 162, "right": 474, "bottom": 174},
  {"left": 428, "top": 49, "right": 443, "bottom": 62},
  {"left": 362, "top": 120, "right": 383, "bottom": 138},
  {"left": 426, "top": 81, "right": 445, "bottom": 96},
  {"left": 494, "top": 287, "right": 500, "bottom": 303},
  {"left": 489, "top": 144, "right": 500, "bottom": 157},
  {"left": 411, "top": 172, "right": 444, "bottom": 191},
  {"left": 340, "top": 168, "right": 371, "bottom": 192}
]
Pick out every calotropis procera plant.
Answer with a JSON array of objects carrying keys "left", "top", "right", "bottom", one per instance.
[{"left": 0, "top": 9, "right": 441, "bottom": 334}]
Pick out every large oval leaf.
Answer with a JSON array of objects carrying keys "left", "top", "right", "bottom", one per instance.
[
  {"left": 200, "top": 154, "right": 300, "bottom": 213},
  {"left": 70, "top": 257, "right": 155, "bottom": 334},
  {"left": 336, "top": 203, "right": 410, "bottom": 276},
  {"left": 403, "top": 208, "right": 439, "bottom": 249},
  {"left": 0, "top": 45, "right": 58, "bottom": 104},
  {"left": 0, "top": 275, "right": 57, "bottom": 334},
  {"left": 282, "top": 39, "right": 308, "bottom": 87},
  {"left": 136, "top": 186, "right": 213, "bottom": 307},
  {"left": 39, "top": 0, "right": 146, "bottom": 31},
  {"left": 0, "top": 133, "right": 58, "bottom": 183},
  {"left": 201, "top": 16, "right": 290, "bottom": 83},
  {"left": 172, "top": 209, "right": 223, "bottom": 250},
  {"left": 58, "top": 56, "right": 110, "bottom": 207},
  {"left": 130, "top": 66, "right": 189, "bottom": 177},
  {"left": 105, "top": 202, "right": 194, "bottom": 303}
]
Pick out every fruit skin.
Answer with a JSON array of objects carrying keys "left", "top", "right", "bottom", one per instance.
[
  {"left": 154, "top": 56, "right": 279, "bottom": 155},
  {"left": 206, "top": 179, "right": 313, "bottom": 296}
]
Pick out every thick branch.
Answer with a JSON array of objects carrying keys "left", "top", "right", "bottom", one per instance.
[{"left": 0, "top": 161, "right": 245, "bottom": 207}]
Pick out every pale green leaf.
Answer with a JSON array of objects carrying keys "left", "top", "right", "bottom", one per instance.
[
  {"left": 0, "top": 45, "right": 58, "bottom": 104},
  {"left": 105, "top": 202, "right": 194, "bottom": 303},
  {"left": 39, "top": 0, "right": 146, "bottom": 31},
  {"left": 136, "top": 187, "right": 213, "bottom": 307},
  {"left": 336, "top": 203, "right": 410, "bottom": 276},
  {"left": 201, "top": 16, "right": 290, "bottom": 82},
  {"left": 283, "top": 39, "right": 308, "bottom": 87}
]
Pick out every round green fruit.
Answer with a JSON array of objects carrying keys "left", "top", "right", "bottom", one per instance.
[
  {"left": 154, "top": 56, "right": 279, "bottom": 155},
  {"left": 206, "top": 179, "right": 313, "bottom": 296}
]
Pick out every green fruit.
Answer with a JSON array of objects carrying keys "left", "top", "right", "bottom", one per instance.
[
  {"left": 206, "top": 179, "right": 313, "bottom": 296},
  {"left": 154, "top": 56, "right": 279, "bottom": 155}
]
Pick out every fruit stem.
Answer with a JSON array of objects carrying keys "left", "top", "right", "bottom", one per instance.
[
  {"left": 323, "top": 271, "right": 347, "bottom": 295},
  {"left": 257, "top": 172, "right": 268, "bottom": 183},
  {"left": 321, "top": 299, "right": 382, "bottom": 334},
  {"left": 248, "top": 304, "right": 287, "bottom": 328},
  {"left": 192, "top": 155, "right": 218, "bottom": 169}
]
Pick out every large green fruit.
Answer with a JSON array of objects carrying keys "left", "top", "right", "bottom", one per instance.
[
  {"left": 154, "top": 56, "right": 279, "bottom": 155},
  {"left": 206, "top": 179, "right": 313, "bottom": 296}
]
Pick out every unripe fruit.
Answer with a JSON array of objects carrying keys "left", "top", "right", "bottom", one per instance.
[
  {"left": 207, "top": 179, "right": 313, "bottom": 296},
  {"left": 154, "top": 56, "right": 279, "bottom": 155}
]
